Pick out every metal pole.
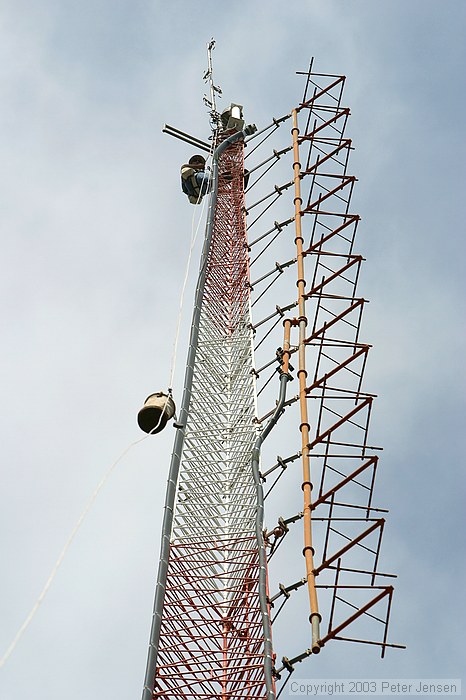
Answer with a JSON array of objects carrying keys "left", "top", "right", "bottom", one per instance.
[
  {"left": 251, "top": 319, "right": 292, "bottom": 700},
  {"left": 291, "top": 108, "right": 321, "bottom": 653}
]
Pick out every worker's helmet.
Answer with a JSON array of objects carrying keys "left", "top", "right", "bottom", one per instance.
[{"left": 189, "top": 154, "right": 206, "bottom": 167}]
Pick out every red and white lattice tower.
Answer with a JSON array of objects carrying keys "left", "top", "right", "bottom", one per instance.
[
  {"left": 141, "top": 131, "right": 272, "bottom": 699},
  {"left": 141, "top": 59, "right": 403, "bottom": 700}
]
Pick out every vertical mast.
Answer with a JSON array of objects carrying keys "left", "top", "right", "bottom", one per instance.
[
  {"left": 203, "top": 38, "right": 222, "bottom": 137},
  {"left": 142, "top": 44, "right": 267, "bottom": 700}
]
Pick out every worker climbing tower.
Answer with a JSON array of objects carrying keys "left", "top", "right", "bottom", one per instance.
[{"left": 141, "top": 47, "right": 403, "bottom": 700}]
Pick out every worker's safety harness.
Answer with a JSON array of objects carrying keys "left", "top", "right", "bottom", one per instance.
[{"left": 181, "top": 165, "right": 204, "bottom": 204}]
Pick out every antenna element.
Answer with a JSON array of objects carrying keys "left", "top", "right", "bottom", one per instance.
[{"left": 203, "top": 39, "right": 222, "bottom": 134}]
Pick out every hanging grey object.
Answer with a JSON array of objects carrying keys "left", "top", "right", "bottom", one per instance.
[{"left": 137, "top": 393, "right": 176, "bottom": 434}]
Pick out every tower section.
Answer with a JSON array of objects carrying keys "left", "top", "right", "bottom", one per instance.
[{"left": 143, "top": 133, "right": 270, "bottom": 699}]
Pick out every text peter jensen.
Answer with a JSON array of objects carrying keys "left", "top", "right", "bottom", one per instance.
[{"left": 290, "top": 679, "right": 461, "bottom": 696}]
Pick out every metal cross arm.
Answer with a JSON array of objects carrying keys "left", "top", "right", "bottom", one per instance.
[{"left": 162, "top": 123, "right": 212, "bottom": 153}]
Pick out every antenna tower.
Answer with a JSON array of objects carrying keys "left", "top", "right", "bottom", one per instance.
[{"left": 142, "top": 53, "right": 403, "bottom": 700}]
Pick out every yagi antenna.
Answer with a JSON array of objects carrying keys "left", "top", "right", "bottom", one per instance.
[{"left": 203, "top": 38, "right": 222, "bottom": 133}]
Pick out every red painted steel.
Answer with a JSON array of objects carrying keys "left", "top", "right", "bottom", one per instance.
[
  {"left": 152, "top": 137, "right": 268, "bottom": 699},
  {"left": 203, "top": 140, "right": 250, "bottom": 334},
  {"left": 154, "top": 536, "right": 266, "bottom": 698},
  {"left": 248, "top": 69, "right": 403, "bottom": 678}
]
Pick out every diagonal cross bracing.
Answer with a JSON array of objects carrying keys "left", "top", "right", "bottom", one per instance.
[{"left": 153, "top": 138, "right": 268, "bottom": 699}]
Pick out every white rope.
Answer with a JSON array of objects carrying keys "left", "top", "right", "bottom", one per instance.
[
  {"left": 0, "top": 430, "right": 158, "bottom": 669},
  {"left": 0, "top": 144, "right": 215, "bottom": 669},
  {"left": 0, "top": 390, "right": 177, "bottom": 670},
  {"left": 168, "top": 143, "right": 214, "bottom": 388}
]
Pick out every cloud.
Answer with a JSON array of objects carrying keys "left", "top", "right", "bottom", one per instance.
[{"left": 1, "top": 2, "right": 465, "bottom": 698}]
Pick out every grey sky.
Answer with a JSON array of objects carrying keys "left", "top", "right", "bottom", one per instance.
[{"left": 1, "top": 1, "right": 465, "bottom": 698}]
